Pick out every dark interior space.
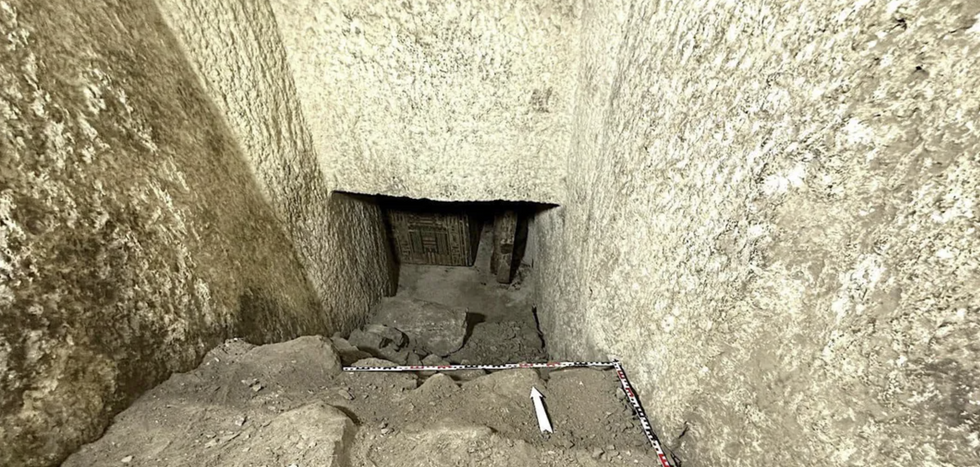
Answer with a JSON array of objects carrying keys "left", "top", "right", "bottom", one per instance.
[{"left": 333, "top": 193, "right": 557, "bottom": 367}]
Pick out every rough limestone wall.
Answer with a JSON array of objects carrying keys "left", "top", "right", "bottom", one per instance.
[
  {"left": 535, "top": 0, "right": 629, "bottom": 360},
  {"left": 155, "top": 0, "right": 396, "bottom": 332},
  {"left": 268, "top": 0, "right": 579, "bottom": 203},
  {"left": 537, "top": 1, "right": 980, "bottom": 466},
  {"left": 0, "top": 1, "right": 332, "bottom": 464}
]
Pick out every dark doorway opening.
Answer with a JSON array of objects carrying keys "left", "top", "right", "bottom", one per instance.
[
  {"left": 332, "top": 192, "right": 557, "bottom": 367},
  {"left": 377, "top": 195, "right": 547, "bottom": 284}
]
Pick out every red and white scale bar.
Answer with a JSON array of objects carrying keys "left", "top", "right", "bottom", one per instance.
[{"left": 344, "top": 361, "right": 675, "bottom": 467}]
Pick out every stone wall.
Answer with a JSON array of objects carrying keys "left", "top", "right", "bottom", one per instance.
[
  {"left": 268, "top": 0, "right": 580, "bottom": 203},
  {"left": 4, "top": 0, "right": 979, "bottom": 465},
  {"left": 155, "top": 0, "right": 396, "bottom": 334},
  {"left": 0, "top": 0, "right": 387, "bottom": 464},
  {"left": 536, "top": 1, "right": 980, "bottom": 466}
]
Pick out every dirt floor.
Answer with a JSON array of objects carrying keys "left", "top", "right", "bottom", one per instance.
[
  {"left": 393, "top": 226, "right": 546, "bottom": 365},
  {"left": 64, "top": 338, "right": 659, "bottom": 466},
  {"left": 64, "top": 228, "right": 663, "bottom": 466}
]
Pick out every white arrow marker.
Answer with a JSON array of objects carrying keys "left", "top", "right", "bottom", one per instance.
[{"left": 529, "top": 386, "right": 553, "bottom": 433}]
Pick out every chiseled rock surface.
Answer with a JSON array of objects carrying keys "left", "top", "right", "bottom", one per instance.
[
  {"left": 4, "top": 0, "right": 978, "bottom": 466},
  {"left": 536, "top": 1, "right": 980, "bottom": 466},
  {"left": 268, "top": 0, "right": 579, "bottom": 203},
  {"left": 0, "top": 1, "right": 382, "bottom": 465}
]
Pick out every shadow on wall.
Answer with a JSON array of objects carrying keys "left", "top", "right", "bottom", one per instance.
[
  {"left": 0, "top": 2, "right": 375, "bottom": 466},
  {"left": 311, "top": 191, "right": 400, "bottom": 332},
  {"left": 229, "top": 196, "right": 398, "bottom": 347}
]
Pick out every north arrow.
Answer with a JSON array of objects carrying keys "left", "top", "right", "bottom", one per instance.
[{"left": 529, "top": 386, "right": 553, "bottom": 433}]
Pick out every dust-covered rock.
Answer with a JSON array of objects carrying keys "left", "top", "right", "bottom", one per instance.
[
  {"left": 221, "top": 402, "right": 354, "bottom": 467},
  {"left": 235, "top": 335, "right": 342, "bottom": 389},
  {"left": 363, "top": 324, "right": 409, "bottom": 349},
  {"left": 346, "top": 327, "right": 416, "bottom": 365},
  {"left": 371, "top": 297, "right": 468, "bottom": 357},
  {"left": 376, "top": 345, "right": 412, "bottom": 365},
  {"left": 348, "top": 328, "right": 387, "bottom": 353},
  {"left": 351, "top": 358, "right": 399, "bottom": 368},
  {"left": 65, "top": 338, "right": 656, "bottom": 467},
  {"left": 414, "top": 374, "right": 459, "bottom": 399},
  {"left": 330, "top": 336, "right": 372, "bottom": 366}
]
